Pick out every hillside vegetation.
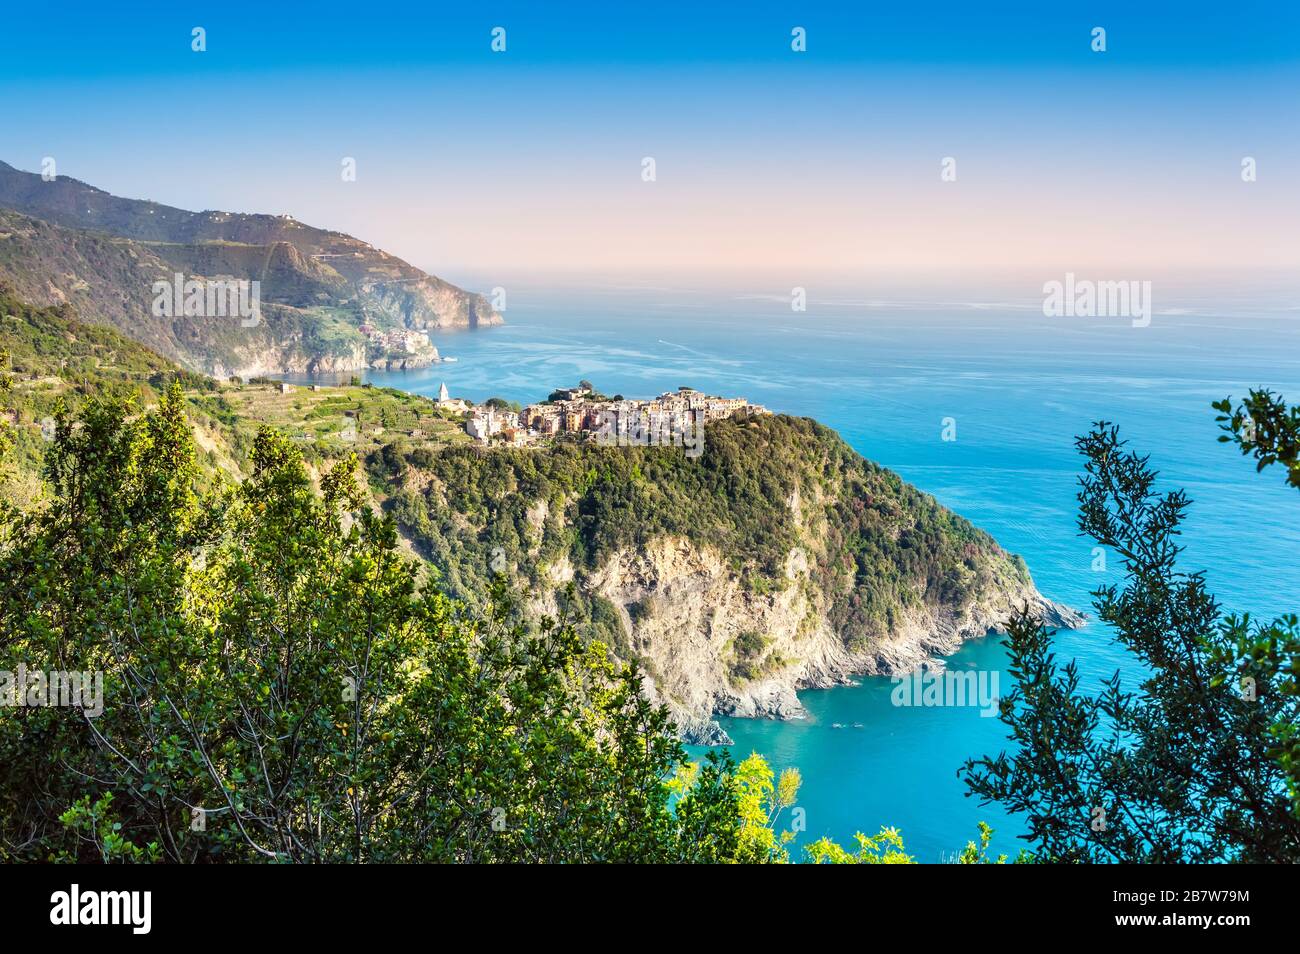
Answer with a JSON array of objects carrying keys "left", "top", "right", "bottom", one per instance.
[
  {"left": 381, "top": 416, "right": 1029, "bottom": 632},
  {"left": 0, "top": 283, "right": 464, "bottom": 501}
]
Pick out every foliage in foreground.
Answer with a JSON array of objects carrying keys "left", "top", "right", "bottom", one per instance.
[
  {"left": 0, "top": 379, "right": 996, "bottom": 863},
  {"left": 963, "top": 396, "right": 1300, "bottom": 863},
  {"left": 0, "top": 384, "right": 747, "bottom": 862}
]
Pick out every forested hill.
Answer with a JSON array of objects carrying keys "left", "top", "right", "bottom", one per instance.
[{"left": 370, "top": 412, "right": 1080, "bottom": 741}]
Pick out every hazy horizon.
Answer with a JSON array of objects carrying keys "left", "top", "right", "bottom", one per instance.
[{"left": 3, "top": 1, "right": 1297, "bottom": 275}]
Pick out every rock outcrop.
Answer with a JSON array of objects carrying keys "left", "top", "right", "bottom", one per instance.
[
  {"left": 572, "top": 534, "right": 1080, "bottom": 744},
  {"left": 400, "top": 414, "right": 1085, "bottom": 746}
]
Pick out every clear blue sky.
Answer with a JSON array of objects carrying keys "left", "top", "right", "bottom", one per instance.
[
  {"left": 2, "top": 1, "right": 1297, "bottom": 274},
  {"left": 5, "top": 1, "right": 1297, "bottom": 72}
]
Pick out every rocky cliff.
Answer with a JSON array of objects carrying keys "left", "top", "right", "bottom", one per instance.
[
  {"left": 377, "top": 413, "right": 1084, "bottom": 744},
  {"left": 582, "top": 535, "right": 1079, "bottom": 743}
]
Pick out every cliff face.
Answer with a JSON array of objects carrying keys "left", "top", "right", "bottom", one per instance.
[
  {"left": 362, "top": 275, "right": 500, "bottom": 331},
  {"left": 207, "top": 337, "right": 373, "bottom": 379},
  {"left": 538, "top": 519, "right": 1080, "bottom": 745},
  {"left": 382, "top": 414, "right": 1084, "bottom": 744}
]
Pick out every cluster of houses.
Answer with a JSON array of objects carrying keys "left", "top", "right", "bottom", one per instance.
[
  {"left": 358, "top": 323, "right": 431, "bottom": 354},
  {"left": 450, "top": 383, "right": 767, "bottom": 455}
]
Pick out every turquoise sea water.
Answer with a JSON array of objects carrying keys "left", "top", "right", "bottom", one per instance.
[{"left": 361, "top": 274, "right": 1300, "bottom": 861}]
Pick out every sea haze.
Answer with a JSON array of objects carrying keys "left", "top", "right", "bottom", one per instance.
[{"left": 360, "top": 271, "right": 1300, "bottom": 861}]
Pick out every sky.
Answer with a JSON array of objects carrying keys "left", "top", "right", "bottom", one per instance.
[{"left": 1, "top": 1, "right": 1298, "bottom": 278}]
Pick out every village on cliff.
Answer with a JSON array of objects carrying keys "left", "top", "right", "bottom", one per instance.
[{"left": 453, "top": 383, "right": 769, "bottom": 451}]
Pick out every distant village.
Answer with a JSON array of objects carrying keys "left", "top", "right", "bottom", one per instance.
[
  {"left": 265, "top": 379, "right": 768, "bottom": 454},
  {"left": 448, "top": 383, "right": 769, "bottom": 453},
  {"left": 358, "top": 323, "right": 431, "bottom": 355}
]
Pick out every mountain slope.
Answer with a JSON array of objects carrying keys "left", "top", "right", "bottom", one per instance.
[
  {"left": 0, "top": 208, "right": 372, "bottom": 377},
  {"left": 369, "top": 414, "right": 1084, "bottom": 742},
  {"left": 0, "top": 160, "right": 501, "bottom": 375}
]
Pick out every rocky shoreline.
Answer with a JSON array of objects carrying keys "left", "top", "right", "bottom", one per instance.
[
  {"left": 580, "top": 536, "right": 1085, "bottom": 746},
  {"left": 213, "top": 344, "right": 444, "bottom": 379},
  {"left": 684, "top": 596, "right": 1085, "bottom": 744}
]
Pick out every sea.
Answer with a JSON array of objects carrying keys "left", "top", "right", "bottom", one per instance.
[{"left": 355, "top": 270, "right": 1300, "bottom": 861}]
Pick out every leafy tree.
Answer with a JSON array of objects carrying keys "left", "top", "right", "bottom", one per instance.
[
  {"left": 806, "top": 827, "right": 914, "bottom": 864},
  {"left": 962, "top": 412, "right": 1300, "bottom": 862},
  {"left": 1215, "top": 389, "right": 1300, "bottom": 491},
  {"left": 721, "top": 753, "right": 1006, "bottom": 864},
  {"left": 0, "top": 386, "right": 750, "bottom": 862},
  {"left": 731, "top": 753, "right": 801, "bottom": 863},
  {"left": 953, "top": 821, "right": 1031, "bottom": 864},
  {"left": 1213, "top": 391, "right": 1300, "bottom": 817},
  {"left": 58, "top": 794, "right": 161, "bottom": 864}
]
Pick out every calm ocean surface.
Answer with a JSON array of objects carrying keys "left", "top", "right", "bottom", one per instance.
[{"left": 363, "top": 274, "right": 1300, "bottom": 861}]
